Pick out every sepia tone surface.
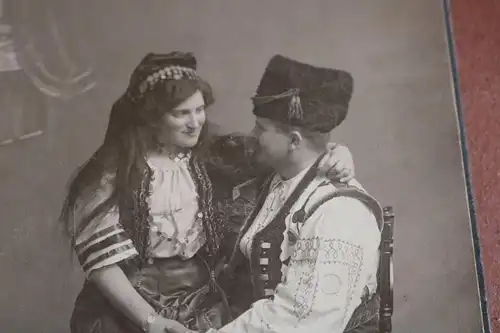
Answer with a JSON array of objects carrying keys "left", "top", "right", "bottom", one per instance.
[{"left": 0, "top": 1, "right": 483, "bottom": 332}]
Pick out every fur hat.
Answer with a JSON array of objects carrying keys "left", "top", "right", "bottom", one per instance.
[{"left": 252, "top": 55, "right": 353, "bottom": 133}]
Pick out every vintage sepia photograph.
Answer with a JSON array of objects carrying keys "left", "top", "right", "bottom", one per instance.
[{"left": 0, "top": 1, "right": 488, "bottom": 333}]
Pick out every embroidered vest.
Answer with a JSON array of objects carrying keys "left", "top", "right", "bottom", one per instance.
[
  {"left": 222, "top": 151, "right": 385, "bottom": 332},
  {"left": 245, "top": 157, "right": 326, "bottom": 299},
  {"left": 235, "top": 162, "right": 385, "bottom": 333},
  {"left": 248, "top": 185, "right": 382, "bottom": 300}
]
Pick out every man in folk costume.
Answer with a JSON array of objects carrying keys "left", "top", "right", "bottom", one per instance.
[{"left": 208, "top": 55, "right": 384, "bottom": 333}]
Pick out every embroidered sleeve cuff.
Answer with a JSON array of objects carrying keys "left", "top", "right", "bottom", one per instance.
[
  {"left": 75, "top": 224, "right": 138, "bottom": 277},
  {"left": 83, "top": 246, "right": 138, "bottom": 278}
]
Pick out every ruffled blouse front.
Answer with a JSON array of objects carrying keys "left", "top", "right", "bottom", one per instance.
[{"left": 146, "top": 152, "right": 206, "bottom": 260}]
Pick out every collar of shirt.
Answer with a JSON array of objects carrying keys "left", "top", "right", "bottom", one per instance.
[
  {"left": 148, "top": 151, "right": 192, "bottom": 165},
  {"left": 269, "top": 161, "right": 316, "bottom": 201}
]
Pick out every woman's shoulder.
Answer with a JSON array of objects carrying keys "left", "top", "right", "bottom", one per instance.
[
  {"left": 87, "top": 170, "right": 116, "bottom": 196},
  {"left": 73, "top": 170, "right": 117, "bottom": 216}
]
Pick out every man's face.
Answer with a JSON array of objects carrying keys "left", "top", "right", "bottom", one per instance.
[{"left": 250, "top": 117, "right": 290, "bottom": 169}]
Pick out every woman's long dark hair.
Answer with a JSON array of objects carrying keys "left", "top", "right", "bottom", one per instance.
[{"left": 59, "top": 52, "right": 215, "bottom": 262}]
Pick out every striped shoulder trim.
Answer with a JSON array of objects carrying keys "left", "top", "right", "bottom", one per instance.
[
  {"left": 76, "top": 230, "right": 132, "bottom": 266},
  {"left": 75, "top": 224, "right": 123, "bottom": 253},
  {"left": 74, "top": 223, "right": 138, "bottom": 276},
  {"left": 82, "top": 243, "right": 138, "bottom": 274}
]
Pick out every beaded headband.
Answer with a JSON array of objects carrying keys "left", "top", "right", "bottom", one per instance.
[
  {"left": 138, "top": 65, "right": 199, "bottom": 94},
  {"left": 128, "top": 65, "right": 200, "bottom": 102}
]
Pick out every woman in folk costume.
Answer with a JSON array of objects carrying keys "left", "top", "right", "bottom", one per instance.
[{"left": 59, "top": 52, "right": 356, "bottom": 333}]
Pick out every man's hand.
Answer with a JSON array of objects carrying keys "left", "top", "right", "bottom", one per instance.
[{"left": 317, "top": 143, "right": 355, "bottom": 183}]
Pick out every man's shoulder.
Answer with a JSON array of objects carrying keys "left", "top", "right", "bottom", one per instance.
[
  {"left": 305, "top": 177, "right": 370, "bottom": 206},
  {"left": 302, "top": 178, "right": 383, "bottom": 230}
]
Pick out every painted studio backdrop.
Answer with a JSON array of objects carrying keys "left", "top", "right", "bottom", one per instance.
[{"left": 0, "top": 1, "right": 483, "bottom": 333}]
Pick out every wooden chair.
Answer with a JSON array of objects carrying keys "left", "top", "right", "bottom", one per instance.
[{"left": 378, "top": 206, "right": 394, "bottom": 333}]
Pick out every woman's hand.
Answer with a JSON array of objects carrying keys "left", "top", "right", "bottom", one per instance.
[
  {"left": 317, "top": 143, "right": 355, "bottom": 183},
  {"left": 88, "top": 266, "right": 194, "bottom": 333}
]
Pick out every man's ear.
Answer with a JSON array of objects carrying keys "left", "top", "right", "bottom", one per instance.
[{"left": 289, "top": 130, "right": 303, "bottom": 151}]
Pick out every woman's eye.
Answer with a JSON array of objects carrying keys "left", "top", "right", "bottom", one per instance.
[{"left": 172, "top": 110, "right": 188, "bottom": 117}]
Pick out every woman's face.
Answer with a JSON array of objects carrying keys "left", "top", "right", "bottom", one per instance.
[{"left": 157, "top": 90, "right": 206, "bottom": 149}]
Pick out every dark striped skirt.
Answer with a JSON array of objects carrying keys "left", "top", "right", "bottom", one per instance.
[{"left": 70, "top": 254, "right": 231, "bottom": 333}]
